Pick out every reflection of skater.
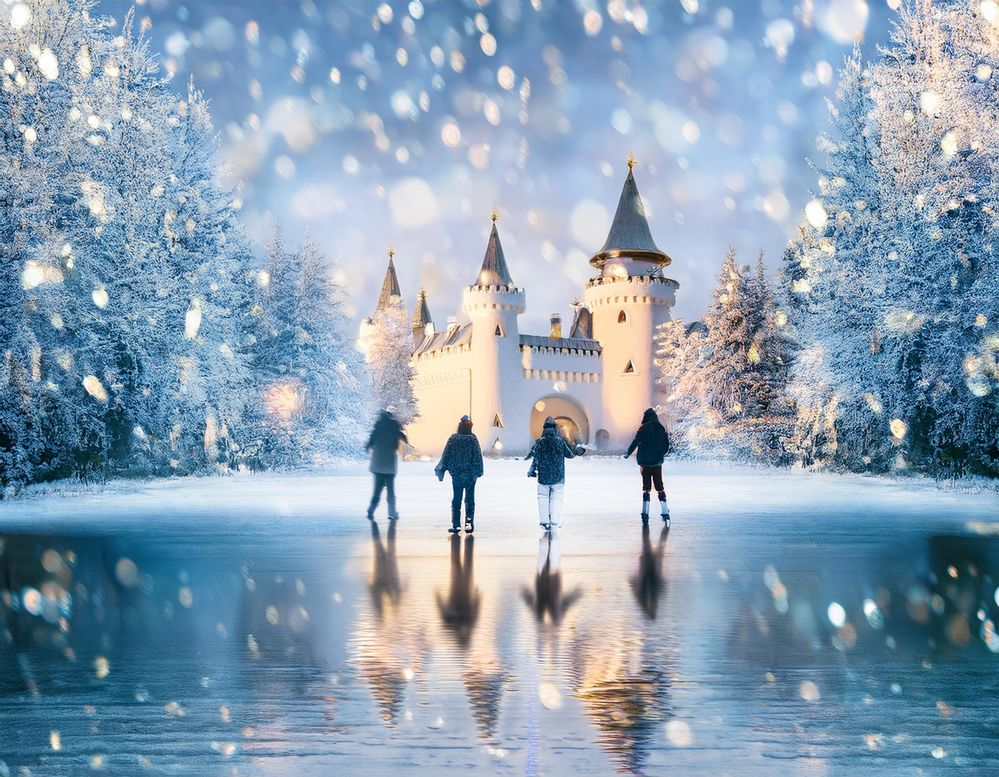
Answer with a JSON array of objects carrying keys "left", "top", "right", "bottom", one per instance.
[
  {"left": 436, "top": 534, "right": 480, "bottom": 647},
  {"left": 435, "top": 415, "right": 484, "bottom": 535},
  {"left": 365, "top": 408, "right": 407, "bottom": 520},
  {"left": 368, "top": 519, "right": 401, "bottom": 620},
  {"left": 522, "top": 532, "right": 582, "bottom": 625},
  {"left": 624, "top": 408, "right": 671, "bottom": 525},
  {"left": 630, "top": 523, "right": 669, "bottom": 620},
  {"left": 525, "top": 416, "right": 585, "bottom": 532}
]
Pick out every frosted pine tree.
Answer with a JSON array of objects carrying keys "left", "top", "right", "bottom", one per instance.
[
  {"left": 784, "top": 1, "right": 999, "bottom": 476},
  {"left": 0, "top": 1, "right": 258, "bottom": 488},
  {"left": 653, "top": 319, "right": 704, "bottom": 456},
  {"left": 295, "top": 238, "right": 366, "bottom": 457},
  {"left": 365, "top": 301, "right": 418, "bottom": 425},
  {"left": 244, "top": 229, "right": 364, "bottom": 467}
]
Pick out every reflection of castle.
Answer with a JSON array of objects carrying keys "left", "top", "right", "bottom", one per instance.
[{"left": 361, "top": 161, "right": 678, "bottom": 454}]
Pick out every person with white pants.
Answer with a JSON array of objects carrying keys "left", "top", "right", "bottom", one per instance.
[
  {"left": 537, "top": 483, "right": 564, "bottom": 530},
  {"left": 525, "top": 417, "right": 585, "bottom": 532}
]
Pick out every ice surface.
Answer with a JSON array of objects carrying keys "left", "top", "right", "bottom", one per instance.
[{"left": 1, "top": 459, "right": 998, "bottom": 775}]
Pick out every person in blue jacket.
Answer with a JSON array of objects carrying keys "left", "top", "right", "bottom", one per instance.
[
  {"left": 435, "top": 415, "right": 484, "bottom": 534},
  {"left": 525, "top": 416, "right": 585, "bottom": 532},
  {"left": 624, "top": 408, "right": 671, "bottom": 525}
]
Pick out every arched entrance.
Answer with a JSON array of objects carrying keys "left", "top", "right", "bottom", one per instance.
[{"left": 530, "top": 395, "right": 590, "bottom": 445}]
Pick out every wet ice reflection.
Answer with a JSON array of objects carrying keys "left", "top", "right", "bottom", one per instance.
[{"left": 2, "top": 515, "right": 999, "bottom": 774}]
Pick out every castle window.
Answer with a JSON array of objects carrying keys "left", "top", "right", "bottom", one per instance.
[
  {"left": 493, "top": 413, "right": 503, "bottom": 428},
  {"left": 624, "top": 360, "right": 635, "bottom": 374},
  {"left": 495, "top": 324, "right": 504, "bottom": 336},
  {"left": 617, "top": 310, "right": 628, "bottom": 323}
]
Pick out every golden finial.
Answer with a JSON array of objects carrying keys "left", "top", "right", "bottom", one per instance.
[
  {"left": 490, "top": 206, "right": 499, "bottom": 224},
  {"left": 627, "top": 152, "right": 636, "bottom": 171},
  {"left": 387, "top": 245, "right": 395, "bottom": 260}
]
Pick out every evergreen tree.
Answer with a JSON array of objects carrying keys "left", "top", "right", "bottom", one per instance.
[
  {"left": 365, "top": 301, "right": 418, "bottom": 425},
  {"left": 245, "top": 229, "right": 364, "bottom": 468},
  {"left": 656, "top": 248, "right": 795, "bottom": 463},
  {"left": 783, "top": 0, "right": 999, "bottom": 476}
]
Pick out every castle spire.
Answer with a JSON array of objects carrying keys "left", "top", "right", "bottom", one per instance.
[
  {"left": 412, "top": 288, "right": 432, "bottom": 328},
  {"left": 474, "top": 212, "right": 515, "bottom": 287},
  {"left": 590, "top": 159, "right": 670, "bottom": 270},
  {"left": 374, "top": 246, "right": 403, "bottom": 314}
]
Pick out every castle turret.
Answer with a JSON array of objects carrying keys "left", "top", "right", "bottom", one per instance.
[
  {"left": 375, "top": 248, "right": 403, "bottom": 314},
  {"left": 359, "top": 247, "right": 405, "bottom": 357},
  {"left": 583, "top": 158, "right": 678, "bottom": 448},
  {"left": 462, "top": 211, "right": 525, "bottom": 452},
  {"left": 412, "top": 289, "right": 433, "bottom": 347}
]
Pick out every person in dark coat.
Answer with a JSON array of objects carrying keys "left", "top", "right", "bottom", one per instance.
[
  {"left": 366, "top": 408, "right": 408, "bottom": 520},
  {"left": 624, "top": 407, "right": 671, "bottom": 524},
  {"left": 435, "top": 415, "right": 484, "bottom": 534},
  {"left": 524, "top": 416, "right": 585, "bottom": 532}
]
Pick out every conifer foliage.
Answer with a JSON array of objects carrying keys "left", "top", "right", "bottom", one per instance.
[
  {"left": 781, "top": 0, "right": 999, "bottom": 476},
  {"left": 364, "top": 300, "right": 418, "bottom": 425},
  {"left": 0, "top": 1, "right": 361, "bottom": 493},
  {"left": 656, "top": 249, "right": 795, "bottom": 464}
]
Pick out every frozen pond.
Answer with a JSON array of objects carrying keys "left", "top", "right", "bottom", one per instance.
[{"left": 1, "top": 459, "right": 999, "bottom": 775}]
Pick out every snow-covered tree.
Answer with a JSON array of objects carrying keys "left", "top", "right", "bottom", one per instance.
[
  {"left": 244, "top": 229, "right": 365, "bottom": 468},
  {"left": 783, "top": 0, "right": 999, "bottom": 476},
  {"left": 656, "top": 248, "right": 795, "bottom": 463},
  {"left": 365, "top": 301, "right": 418, "bottom": 425},
  {"left": 0, "top": 1, "right": 260, "bottom": 490}
]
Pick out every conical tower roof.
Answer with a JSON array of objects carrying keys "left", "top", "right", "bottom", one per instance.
[
  {"left": 412, "top": 289, "right": 432, "bottom": 328},
  {"left": 375, "top": 249, "right": 403, "bottom": 314},
  {"left": 590, "top": 160, "right": 670, "bottom": 269},
  {"left": 474, "top": 212, "right": 515, "bottom": 287}
]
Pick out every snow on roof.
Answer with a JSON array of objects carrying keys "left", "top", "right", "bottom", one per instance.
[{"left": 413, "top": 322, "right": 473, "bottom": 356}]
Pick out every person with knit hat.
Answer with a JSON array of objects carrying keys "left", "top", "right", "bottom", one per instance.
[
  {"left": 624, "top": 407, "right": 671, "bottom": 525},
  {"left": 524, "top": 416, "right": 585, "bottom": 532},
  {"left": 435, "top": 415, "right": 484, "bottom": 534}
]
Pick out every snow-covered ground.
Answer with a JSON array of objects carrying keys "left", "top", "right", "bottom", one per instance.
[{"left": 1, "top": 459, "right": 998, "bottom": 775}]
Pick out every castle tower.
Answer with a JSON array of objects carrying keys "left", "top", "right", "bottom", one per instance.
[
  {"left": 358, "top": 248, "right": 405, "bottom": 357},
  {"left": 462, "top": 211, "right": 525, "bottom": 453},
  {"left": 412, "top": 289, "right": 433, "bottom": 347},
  {"left": 583, "top": 159, "right": 678, "bottom": 448}
]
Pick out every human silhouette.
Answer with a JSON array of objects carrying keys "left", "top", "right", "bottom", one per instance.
[
  {"left": 436, "top": 534, "right": 480, "bottom": 648},
  {"left": 435, "top": 415, "right": 484, "bottom": 534},
  {"left": 624, "top": 407, "right": 672, "bottom": 524},
  {"left": 525, "top": 416, "right": 585, "bottom": 532},
  {"left": 630, "top": 523, "right": 670, "bottom": 620},
  {"left": 365, "top": 408, "right": 407, "bottom": 520}
]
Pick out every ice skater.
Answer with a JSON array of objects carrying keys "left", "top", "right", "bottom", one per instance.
[
  {"left": 365, "top": 407, "right": 408, "bottom": 520},
  {"left": 435, "top": 415, "right": 484, "bottom": 534},
  {"left": 623, "top": 407, "right": 671, "bottom": 525},
  {"left": 525, "top": 416, "right": 585, "bottom": 532}
]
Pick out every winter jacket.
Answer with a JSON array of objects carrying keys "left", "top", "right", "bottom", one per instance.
[
  {"left": 525, "top": 427, "right": 584, "bottom": 486},
  {"left": 435, "top": 433, "right": 484, "bottom": 485},
  {"left": 366, "top": 412, "right": 408, "bottom": 474},
  {"left": 625, "top": 409, "right": 671, "bottom": 466}
]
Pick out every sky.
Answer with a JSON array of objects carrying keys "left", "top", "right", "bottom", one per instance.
[{"left": 95, "top": 0, "right": 896, "bottom": 331}]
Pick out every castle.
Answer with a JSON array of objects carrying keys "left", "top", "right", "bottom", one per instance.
[{"left": 361, "top": 161, "right": 678, "bottom": 455}]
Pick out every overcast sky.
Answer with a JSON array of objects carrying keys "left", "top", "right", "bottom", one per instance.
[{"left": 98, "top": 0, "right": 895, "bottom": 330}]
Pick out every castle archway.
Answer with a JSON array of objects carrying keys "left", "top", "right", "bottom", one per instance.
[{"left": 530, "top": 395, "right": 590, "bottom": 445}]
